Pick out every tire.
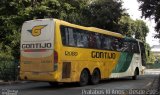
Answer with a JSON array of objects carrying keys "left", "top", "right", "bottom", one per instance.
[
  {"left": 79, "top": 69, "right": 89, "bottom": 86},
  {"left": 91, "top": 69, "right": 100, "bottom": 85},
  {"left": 49, "top": 82, "right": 59, "bottom": 86},
  {"left": 132, "top": 70, "right": 138, "bottom": 80}
]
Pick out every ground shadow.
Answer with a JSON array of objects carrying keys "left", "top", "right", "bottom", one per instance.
[{"left": 24, "top": 76, "right": 142, "bottom": 91}]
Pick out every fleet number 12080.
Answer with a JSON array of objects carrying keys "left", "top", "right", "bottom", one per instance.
[{"left": 65, "top": 51, "right": 78, "bottom": 56}]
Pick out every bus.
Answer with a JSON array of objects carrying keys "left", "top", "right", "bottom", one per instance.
[{"left": 20, "top": 18, "right": 146, "bottom": 86}]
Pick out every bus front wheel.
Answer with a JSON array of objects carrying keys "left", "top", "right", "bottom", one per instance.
[
  {"left": 49, "top": 82, "right": 59, "bottom": 86},
  {"left": 91, "top": 69, "right": 100, "bottom": 85},
  {"left": 132, "top": 69, "right": 138, "bottom": 80},
  {"left": 79, "top": 69, "right": 89, "bottom": 86}
]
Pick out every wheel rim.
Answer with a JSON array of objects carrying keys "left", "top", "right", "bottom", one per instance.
[
  {"left": 92, "top": 70, "right": 100, "bottom": 84},
  {"left": 132, "top": 70, "right": 137, "bottom": 80},
  {"left": 134, "top": 71, "right": 137, "bottom": 77},
  {"left": 80, "top": 70, "right": 88, "bottom": 85}
]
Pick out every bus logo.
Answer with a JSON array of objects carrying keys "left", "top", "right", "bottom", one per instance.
[{"left": 27, "top": 25, "right": 47, "bottom": 36}]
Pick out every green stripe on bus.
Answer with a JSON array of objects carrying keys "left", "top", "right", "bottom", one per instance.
[{"left": 112, "top": 52, "right": 133, "bottom": 73}]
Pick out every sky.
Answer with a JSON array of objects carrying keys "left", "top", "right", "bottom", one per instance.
[{"left": 122, "top": 0, "right": 159, "bottom": 47}]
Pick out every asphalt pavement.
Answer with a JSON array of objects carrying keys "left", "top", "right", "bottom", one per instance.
[{"left": 0, "top": 69, "right": 160, "bottom": 95}]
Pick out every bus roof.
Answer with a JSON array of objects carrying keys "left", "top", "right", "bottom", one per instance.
[
  {"left": 24, "top": 18, "right": 124, "bottom": 38},
  {"left": 88, "top": 27, "right": 123, "bottom": 38},
  {"left": 56, "top": 19, "right": 123, "bottom": 38},
  {"left": 124, "top": 37, "right": 143, "bottom": 43},
  {"left": 24, "top": 18, "right": 54, "bottom": 23}
]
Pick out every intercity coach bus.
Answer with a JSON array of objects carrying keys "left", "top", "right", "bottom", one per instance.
[{"left": 20, "top": 18, "right": 146, "bottom": 86}]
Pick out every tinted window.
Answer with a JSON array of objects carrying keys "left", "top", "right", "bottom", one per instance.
[
  {"left": 132, "top": 41, "right": 140, "bottom": 53},
  {"left": 95, "top": 33, "right": 101, "bottom": 49},
  {"left": 88, "top": 32, "right": 96, "bottom": 48},
  {"left": 75, "top": 29, "right": 89, "bottom": 47},
  {"left": 61, "top": 26, "right": 89, "bottom": 48},
  {"left": 101, "top": 35, "right": 112, "bottom": 50},
  {"left": 60, "top": 26, "right": 76, "bottom": 46},
  {"left": 60, "top": 25, "right": 123, "bottom": 51},
  {"left": 121, "top": 41, "right": 131, "bottom": 52},
  {"left": 121, "top": 40, "right": 140, "bottom": 53}
]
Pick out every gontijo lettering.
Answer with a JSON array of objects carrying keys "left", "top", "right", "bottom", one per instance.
[
  {"left": 22, "top": 43, "right": 52, "bottom": 49},
  {"left": 91, "top": 51, "right": 116, "bottom": 59}
]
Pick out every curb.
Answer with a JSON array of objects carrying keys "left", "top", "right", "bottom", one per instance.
[
  {"left": 0, "top": 81, "right": 33, "bottom": 86},
  {"left": 148, "top": 74, "right": 160, "bottom": 95},
  {"left": 150, "top": 75, "right": 159, "bottom": 88}
]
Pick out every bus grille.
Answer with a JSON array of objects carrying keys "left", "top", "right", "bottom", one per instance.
[{"left": 62, "top": 62, "right": 71, "bottom": 78}]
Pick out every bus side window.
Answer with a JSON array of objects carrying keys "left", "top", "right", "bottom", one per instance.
[
  {"left": 121, "top": 41, "right": 130, "bottom": 52},
  {"left": 132, "top": 42, "right": 140, "bottom": 53},
  {"left": 95, "top": 33, "right": 101, "bottom": 49},
  {"left": 116, "top": 38, "right": 123, "bottom": 51},
  {"left": 60, "top": 26, "right": 68, "bottom": 45},
  {"left": 102, "top": 35, "right": 112, "bottom": 50},
  {"left": 88, "top": 33, "right": 96, "bottom": 48},
  {"left": 67, "top": 28, "right": 76, "bottom": 46},
  {"left": 60, "top": 26, "right": 76, "bottom": 47},
  {"left": 121, "top": 42, "right": 126, "bottom": 52},
  {"left": 76, "top": 31, "right": 83, "bottom": 47},
  {"left": 75, "top": 29, "right": 89, "bottom": 48},
  {"left": 112, "top": 37, "right": 123, "bottom": 51},
  {"left": 111, "top": 37, "right": 117, "bottom": 51},
  {"left": 82, "top": 31, "right": 89, "bottom": 48}
]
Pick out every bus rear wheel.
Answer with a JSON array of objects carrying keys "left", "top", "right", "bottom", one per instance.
[
  {"left": 79, "top": 69, "right": 89, "bottom": 86},
  {"left": 91, "top": 69, "right": 100, "bottom": 85},
  {"left": 132, "top": 70, "right": 138, "bottom": 80}
]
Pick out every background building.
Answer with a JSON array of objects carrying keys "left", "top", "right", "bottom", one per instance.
[{"left": 151, "top": 45, "right": 160, "bottom": 57}]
